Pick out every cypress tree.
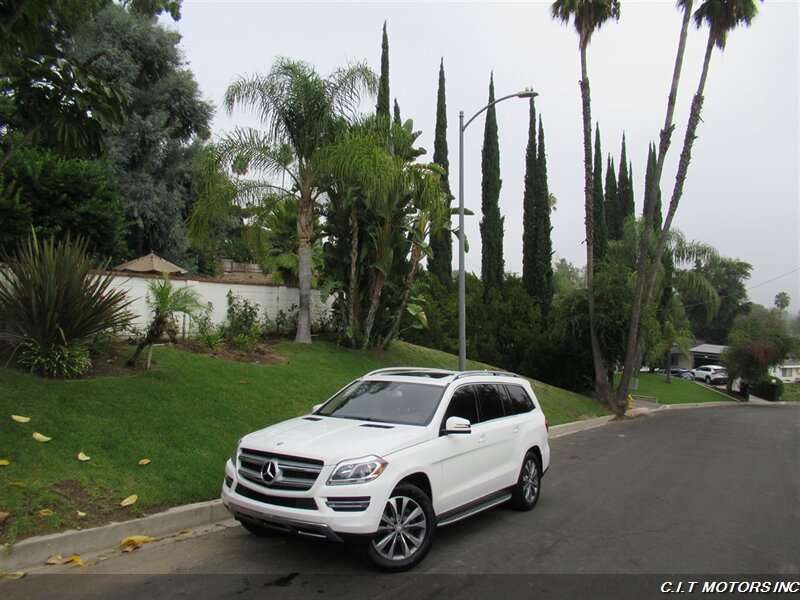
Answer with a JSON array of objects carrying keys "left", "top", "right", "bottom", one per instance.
[
  {"left": 428, "top": 59, "right": 453, "bottom": 284},
  {"left": 645, "top": 143, "right": 662, "bottom": 232},
  {"left": 522, "top": 97, "right": 537, "bottom": 296},
  {"left": 533, "top": 116, "right": 554, "bottom": 312},
  {"left": 592, "top": 124, "right": 607, "bottom": 266},
  {"left": 604, "top": 155, "right": 619, "bottom": 240},
  {"left": 617, "top": 134, "right": 634, "bottom": 227},
  {"left": 480, "top": 73, "right": 504, "bottom": 290},
  {"left": 376, "top": 21, "right": 390, "bottom": 119},
  {"left": 393, "top": 98, "right": 401, "bottom": 125}
]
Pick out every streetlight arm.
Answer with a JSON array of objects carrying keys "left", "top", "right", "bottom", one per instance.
[{"left": 462, "top": 91, "right": 538, "bottom": 131}]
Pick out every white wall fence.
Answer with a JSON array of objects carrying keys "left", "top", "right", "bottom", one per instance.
[{"left": 108, "top": 273, "right": 331, "bottom": 333}]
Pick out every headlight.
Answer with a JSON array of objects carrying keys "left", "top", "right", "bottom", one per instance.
[
  {"left": 231, "top": 438, "right": 242, "bottom": 466},
  {"left": 327, "top": 455, "right": 388, "bottom": 485}
]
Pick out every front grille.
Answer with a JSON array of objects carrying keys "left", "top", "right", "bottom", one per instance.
[
  {"left": 238, "top": 448, "right": 323, "bottom": 491},
  {"left": 235, "top": 483, "right": 318, "bottom": 510}
]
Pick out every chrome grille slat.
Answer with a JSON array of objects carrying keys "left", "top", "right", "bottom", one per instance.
[{"left": 238, "top": 448, "right": 323, "bottom": 491}]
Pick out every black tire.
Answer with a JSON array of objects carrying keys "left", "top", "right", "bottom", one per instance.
[
  {"left": 365, "top": 483, "right": 436, "bottom": 572},
  {"left": 509, "top": 451, "right": 541, "bottom": 511},
  {"left": 239, "top": 518, "right": 280, "bottom": 537},
  {"left": 705, "top": 376, "right": 711, "bottom": 384}
]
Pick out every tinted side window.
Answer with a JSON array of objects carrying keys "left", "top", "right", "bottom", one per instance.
[
  {"left": 476, "top": 384, "right": 507, "bottom": 422},
  {"left": 505, "top": 385, "right": 535, "bottom": 414},
  {"left": 444, "top": 386, "right": 479, "bottom": 425}
]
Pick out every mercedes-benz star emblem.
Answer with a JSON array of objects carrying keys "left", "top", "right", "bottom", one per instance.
[{"left": 261, "top": 460, "right": 281, "bottom": 485}]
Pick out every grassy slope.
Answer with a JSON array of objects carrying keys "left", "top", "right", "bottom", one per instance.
[
  {"left": 630, "top": 373, "right": 736, "bottom": 404},
  {"left": 0, "top": 340, "right": 605, "bottom": 544}
]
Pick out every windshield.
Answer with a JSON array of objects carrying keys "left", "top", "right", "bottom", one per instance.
[{"left": 317, "top": 380, "right": 444, "bottom": 426}]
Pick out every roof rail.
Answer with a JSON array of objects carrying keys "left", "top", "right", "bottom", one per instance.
[
  {"left": 364, "top": 367, "right": 455, "bottom": 377},
  {"left": 452, "top": 370, "right": 522, "bottom": 381}
]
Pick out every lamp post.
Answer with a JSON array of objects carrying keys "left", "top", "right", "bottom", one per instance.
[{"left": 458, "top": 89, "right": 538, "bottom": 371}]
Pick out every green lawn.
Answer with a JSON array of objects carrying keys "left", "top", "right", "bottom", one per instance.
[
  {"left": 782, "top": 383, "right": 800, "bottom": 402},
  {"left": 628, "top": 372, "right": 737, "bottom": 404},
  {"left": 0, "top": 339, "right": 604, "bottom": 545}
]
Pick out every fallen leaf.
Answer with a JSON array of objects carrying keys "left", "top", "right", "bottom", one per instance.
[
  {"left": 11, "top": 415, "right": 30, "bottom": 423},
  {"left": 120, "top": 535, "right": 155, "bottom": 548},
  {"left": 69, "top": 555, "right": 85, "bottom": 567},
  {"left": 0, "top": 459, "right": 9, "bottom": 466},
  {"left": 38, "top": 509, "right": 55, "bottom": 517},
  {"left": 239, "top": 380, "right": 248, "bottom": 384},
  {"left": 120, "top": 494, "right": 138, "bottom": 507},
  {"left": 32, "top": 432, "right": 51, "bottom": 443},
  {"left": 0, "top": 511, "right": 10, "bottom": 524},
  {"left": 8, "top": 481, "right": 26, "bottom": 489},
  {"left": 178, "top": 529, "right": 192, "bottom": 535},
  {"left": 76, "top": 510, "right": 87, "bottom": 517},
  {"left": 77, "top": 452, "right": 91, "bottom": 462},
  {"left": 137, "top": 459, "right": 151, "bottom": 466},
  {"left": 45, "top": 554, "right": 69, "bottom": 566},
  {"left": 0, "top": 571, "right": 26, "bottom": 580},
  {"left": 121, "top": 545, "right": 136, "bottom": 553}
]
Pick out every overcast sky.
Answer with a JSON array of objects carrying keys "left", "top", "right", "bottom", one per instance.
[{"left": 167, "top": 0, "right": 799, "bottom": 313}]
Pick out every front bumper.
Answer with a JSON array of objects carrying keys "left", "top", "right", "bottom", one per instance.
[{"left": 221, "top": 459, "right": 390, "bottom": 537}]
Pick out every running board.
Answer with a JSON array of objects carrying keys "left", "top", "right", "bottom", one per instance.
[{"left": 436, "top": 491, "right": 512, "bottom": 528}]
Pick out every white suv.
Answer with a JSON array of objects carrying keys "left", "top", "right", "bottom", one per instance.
[{"left": 221, "top": 368, "right": 551, "bottom": 571}]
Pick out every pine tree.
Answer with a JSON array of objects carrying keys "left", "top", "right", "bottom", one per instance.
[
  {"left": 592, "top": 124, "right": 607, "bottom": 266},
  {"left": 480, "top": 73, "right": 504, "bottom": 290},
  {"left": 604, "top": 155, "right": 619, "bottom": 240},
  {"left": 533, "top": 116, "right": 554, "bottom": 312},
  {"left": 376, "top": 21, "right": 390, "bottom": 119},
  {"left": 428, "top": 59, "right": 453, "bottom": 284},
  {"left": 522, "top": 97, "right": 537, "bottom": 296}
]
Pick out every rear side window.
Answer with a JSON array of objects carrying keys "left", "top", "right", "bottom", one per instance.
[
  {"left": 505, "top": 385, "right": 535, "bottom": 414},
  {"left": 476, "top": 384, "right": 507, "bottom": 422},
  {"left": 444, "top": 386, "right": 479, "bottom": 425}
]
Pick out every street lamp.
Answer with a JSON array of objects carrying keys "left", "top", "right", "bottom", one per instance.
[{"left": 458, "top": 89, "right": 538, "bottom": 371}]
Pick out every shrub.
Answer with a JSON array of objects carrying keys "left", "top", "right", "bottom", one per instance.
[
  {"left": 18, "top": 342, "right": 92, "bottom": 378},
  {"left": 223, "top": 291, "right": 262, "bottom": 340},
  {"left": 194, "top": 311, "right": 223, "bottom": 349},
  {"left": 0, "top": 231, "right": 133, "bottom": 377}
]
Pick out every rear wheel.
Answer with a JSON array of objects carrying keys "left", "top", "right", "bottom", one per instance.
[
  {"left": 510, "top": 451, "right": 541, "bottom": 510},
  {"left": 365, "top": 483, "right": 435, "bottom": 572}
]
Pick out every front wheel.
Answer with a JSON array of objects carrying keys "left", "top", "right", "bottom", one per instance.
[
  {"left": 365, "top": 483, "right": 436, "bottom": 572},
  {"left": 705, "top": 376, "right": 711, "bottom": 384},
  {"left": 510, "top": 451, "right": 541, "bottom": 510}
]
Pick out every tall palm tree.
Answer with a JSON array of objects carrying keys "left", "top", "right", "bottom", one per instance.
[
  {"left": 642, "top": 0, "right": 762, "bottom": 358},
  {"left": 219, "top": 58, "right": 377, "bottom": 343},
  {"left": 550, "top": 0, "right": 620, "bottom": 405}
]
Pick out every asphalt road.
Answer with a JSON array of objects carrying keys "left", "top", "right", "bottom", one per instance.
[{"left": 5, "top": 405, "right": 799, "bottom": 599}]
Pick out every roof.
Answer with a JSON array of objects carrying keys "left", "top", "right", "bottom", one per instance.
[
  {"left": 691, "top": 344, "right": 728, "bottom": 356},
  {"left": 113, "top": 252, "right": 187, "bottom": 275}
]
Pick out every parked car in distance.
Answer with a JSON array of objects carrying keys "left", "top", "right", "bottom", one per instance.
[
  {"left": 692, "top": 364, "right": 728, "bottom": 385},
  {"left": 222, "top": 368, "right": 551, "bottom": 571},
  {"left": 670, "top": 368, "right": 694, "bottom": 380}
]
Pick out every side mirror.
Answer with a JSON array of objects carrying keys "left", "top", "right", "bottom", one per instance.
[
  {"left": 444, "top": 416, "right": 471, "bottom": 435},
  {"left": 312, "top": 403, "right": 323, "bottom": 413}
]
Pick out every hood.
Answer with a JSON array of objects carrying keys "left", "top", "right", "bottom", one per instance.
[{"left": 240, "top": 416, "right": 430, "bottom": 466}]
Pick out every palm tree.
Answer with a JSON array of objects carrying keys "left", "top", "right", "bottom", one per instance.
[
  {"left": 550, "top": 0, "right": 620, "bottom": 405},
  {"left": 127, "top": 275, "right": 205, "bottom": 369},
  {"left": 219, "top": 58, "right": 377, "bottom": 343}
]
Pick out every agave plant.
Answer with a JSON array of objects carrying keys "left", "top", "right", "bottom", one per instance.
[{"left": 0, "top": 231, "right": 134, "bottom": 377}]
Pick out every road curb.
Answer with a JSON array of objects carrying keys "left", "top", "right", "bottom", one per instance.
[
  {"left": 0, "top": 499, "right": 229, "bottom": 573},
  {"left": 548, "top": 415, "right": 617, "bottom": 438}
]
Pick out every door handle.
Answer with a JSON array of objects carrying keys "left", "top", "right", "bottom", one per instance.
[
  {"left": 512, "top": 426, "right": 520, "bottom": 434},
  {"left": 478, "top": 434, "right": 487, "bottom": 443}
]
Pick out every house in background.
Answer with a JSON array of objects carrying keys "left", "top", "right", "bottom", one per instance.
[
  {"left": 669, "top": 343, "right": 728, "bottom": 370},
  {"left": 770, "top": 358, "right": 800, "bottom": 383}
]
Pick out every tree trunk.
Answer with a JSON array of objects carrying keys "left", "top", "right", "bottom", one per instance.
[
  {"left": 362, "top": 271, "right": 386, "bottom": 349},
  {"left": 379, "top": 242, "right": 423, "bottom": 351},
  {"left": 347, "top": 203, "right": 360, "bottom": 347},
  {"left": 295, "top": 187, "right": 313, "bottom": 344},
  {"left": 616, "top": 2, "right": 693, "bottom": 406},
  {"left": 578, "top": 40, "right": 616, "bottom": 411}
]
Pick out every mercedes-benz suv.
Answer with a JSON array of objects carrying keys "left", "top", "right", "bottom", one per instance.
[{"left": 221, "top": 368, "right": 550, "bottom": 571}]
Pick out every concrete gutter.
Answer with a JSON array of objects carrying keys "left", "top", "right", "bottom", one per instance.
[{"left": 1, "top": 499, "right": 229, "bottom": 573}]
